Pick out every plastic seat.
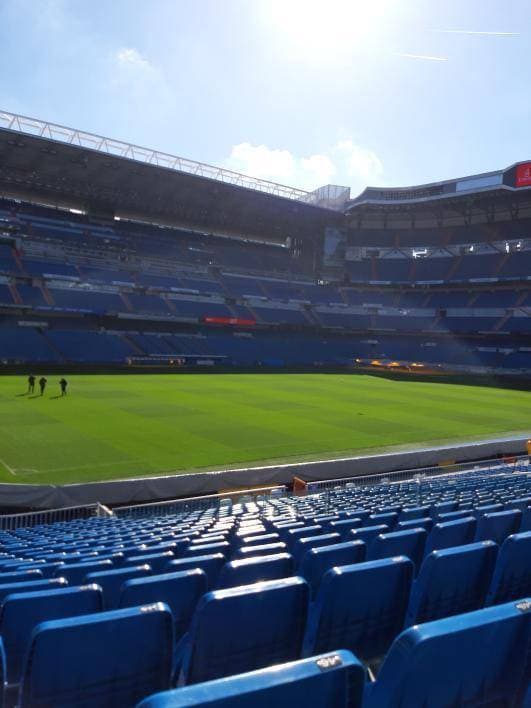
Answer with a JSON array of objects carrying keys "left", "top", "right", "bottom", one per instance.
[
  {"left": 485, "top": 531, "right": 531, "bottom": 605},
  {"left": 179, "top": 577, "right": 309, "bottom": 686},
  {"left": 234, "top": 533, "right": 280, "bottom": 549},
  {"left": 85, "top": 564, "right": 150, "bottom": 609},
  {"left": 368, "top": 528, "right": 427, "bottom": 575},
  {"left": 399, "top": 506, "right": 430, "bottom": 522},
  {"left": 369, "top": 513, "right": 398, "bottom": 530},
  {"left": 292, "top": 533, "right": 341, "bottom": 566},
  {"left": 365, "top": 599, "right": 531, "bottom": 707},
  {"left": 520, "top": 507, "right": 531, "bottom": 532},
  {"left": 349, "top": 525, "right": 389, "bottom": 547},
  {"left": 54, "top": 559, "right": 113, "bottom": 585},
  {"left": 285, "top": 526, "right": 323, "bottom": 549},
  {"left": 423, "top": 517, "right": 476, "bottom": 557},
  {"left": 474, "top": 509, "right": 522, "bottom": 545},
  {"left": 0, "top": 578, "right": 67, "bottom": 605},
  {"left": 119, "top": 569, "right": 207, "bottom": 644},
  {"left": 300, "top": 541, "right": 366, "bottom": 599},
  {"left": 328, "top": 518, "right": 363, "bottom": 539},
  {"left": 138, "top": 650, "right": 364, "bottom": 708},
  {"left": 396, "top": 518, "right": 433, "bottom": 534},
  {"left": 216, "top": 553, "right": 293, "bottom": 590},
  {"left": 303, "top": 557, "right": 413, "bottom": 665},
  {"left": 0, "top": 569, "right": 43, "bottom": 584},
  {"left": 163, "top": 554, "right": 227, "bottom": 590},
  {"left": 123, "top": 552, "right": 175, "bottom": 573},
  {"left": 0, "top": 584, "right": 102, "bottom": 686},
  {"left": 405, "top": 541, "right": 497, "bottom": 627},
  {"left": 183, "top": 543, "right": 230, "bottom": 559},
  {"left": 18, "top": 603, "right": 173, "bottom": 708},
  {"left": 233, "top": 542, "right": 287, "bottom": 560}
]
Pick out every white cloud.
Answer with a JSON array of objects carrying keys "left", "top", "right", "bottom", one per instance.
[
  {"left": 226, "top": 140, "right": 382, "bottom": 191},
  {"left": 334, "top": 140, "right": 384, "bottom": 182},
  {"left": 228, "top": 143, "right": 295, "bottom": 183},
  {"left": 115, "top": 47, "right": 152, "bottom": 70}
]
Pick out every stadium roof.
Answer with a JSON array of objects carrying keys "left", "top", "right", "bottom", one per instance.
[
  {"left": 346, "top": 161, "right": 531, "bottom": 229},
  {"left": 0, "top": 110, "right": 344, "bottom": 243}
]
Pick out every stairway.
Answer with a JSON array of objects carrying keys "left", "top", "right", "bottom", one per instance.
[
  {"left": 39, "top": 330, "right": 66, "bottom": 362},
  {"left": 41, "top": 283, "right": 54, "bottom": 306},
  {"left": 120, "top": 292, "right": 133, "bottom": 312},
  {"left": 8, "top": 282, "right": 22, "bottom": 305}
]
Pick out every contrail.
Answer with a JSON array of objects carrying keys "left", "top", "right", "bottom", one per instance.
[
  {"left": 395, "top": 53, "right": 448, "bottom": 62},
  {"left": 434, "top": 30, "right": 519, "bottom": 36}
]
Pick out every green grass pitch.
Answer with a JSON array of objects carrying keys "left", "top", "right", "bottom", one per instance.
[{"left": 0, "top": 373, "right": 529, "bottom": 485}]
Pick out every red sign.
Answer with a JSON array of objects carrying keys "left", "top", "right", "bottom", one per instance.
[
  {"left": 515, "top": 162, "right": 531, "bottom": 187},
  {"left": 203, "top": 316, "right": 256, "bottom": 326}
]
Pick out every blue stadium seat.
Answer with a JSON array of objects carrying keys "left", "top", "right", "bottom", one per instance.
[
  {"left": 179, "top": 577, "right": 309, "bottom": 685},
  {"left": 0, "top": 578, "right": 67, "bottom": 605},
  {"left": 521, "top": 507, "right": 531, "bottom": 532},
  {"left": 183, "top": 543, "right": 230, "bottom": 559},
  {"left": 328, "top": 518, "right": 363, "bottom": 539},
  {"left": 423, "top": 517, "right": 476, "bottom": 557},
  {"left": 303, "top": 557, "right": 413, "bottom": 665},
  {"left": 300, "top": 540, "right": 366, "bottom": 599},
  {"left": 285, "top": 526, "right": 323, "bottom": 549},
  {"left": 399, "top": 506, "right": 430, "bottom": 522},
  {"left": 505, "top": 496, "right": 531, "bottom": 512},
  {"left": 166, "top": 554, "right": 229, "bottom": 589},
  {"left": 13, "top": 561, "right": 66, "bottom": 578},
  {"left": 348, "top": 525, "right": 389, "bottom": 546},
  {"left": 53, "top": 559, "right": 113, "bottom": 584},
  {"left": 123, "top": 551, "right": 175, "bottom": 573},
  {"left": 234, "top": 533, "right": 280, "bottom": 549},
  {"left": 215, "top": 553, "right": 293, "bottom": 590},
  {"left": 396, "top": 518, "right": 433, "bottom": 533},
  {"left": 138, "top": 650, "right": 365, "bottom": 708},
  {"left": 365, "top": 599, "right": 531, "bottom": 707},
  {"left": 233, "top": 542, "right": 287, "bottom": 560},
  {"left": 369, "top": 512, "right": 398, "bottom": 529},
  {"left": 368, "top": 528, "right": 427, "bottom": 575},
  {"left": 0, "top": 584, "right": 102, "bottom": 685},
  {"left": 0, "top": 569, "right": 43, "bottom": 583},
  {"left": 474, "top": 509, "right": 522, "bottom": 544},
  {"left": 292, "top": 533, "right": 341, "bottom": 566},
  {"left": 119, "top": 569, "right": 207, "bottom": 644},
  {"left": 18, "top": 603, "right": 173, "bottom": 708},
  {"left": 85, "top": 564, "right": 151, "bottom": 609},
  {"left": 485, "top": 531, "right": 531, "bottom": 605},
  {"left": 405, "top": 541, "right": 498, "bottom": 627}
]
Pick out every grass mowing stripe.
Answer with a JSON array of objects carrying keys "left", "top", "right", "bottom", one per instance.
[{"left": 0, "top": 373, "right": 528, "bottom": 484}]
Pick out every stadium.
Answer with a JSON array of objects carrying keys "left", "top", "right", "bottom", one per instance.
[{"left": 0, "top": 105, "right": 529, "bottom": 705}]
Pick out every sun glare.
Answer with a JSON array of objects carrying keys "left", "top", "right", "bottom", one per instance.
[{"left": 263, "top": 0, "right": 393, "bottom": 60}]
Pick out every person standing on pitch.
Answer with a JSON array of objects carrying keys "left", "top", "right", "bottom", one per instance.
[
  {"left": 38, "top": 376, "right": 47, "bottom": 396},
  {"left": 27, "top": 374, "right": 35, "bottom": 394},
  {"left": 59, "top": 378, "right": 68, "bottom": 397}
]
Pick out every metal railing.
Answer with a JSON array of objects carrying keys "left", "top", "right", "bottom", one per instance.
[
  {"left": 114, "top": 486, "right": 287, "bottom": 519},
  {"left": 307, "top": 455, "right": 530, "bottom": 494},
  {"left": 0, "top": 503, "right": 110, "bottom": 531},
  {"left": 0, "top": 110, "right": 310, "bottom": 202}
]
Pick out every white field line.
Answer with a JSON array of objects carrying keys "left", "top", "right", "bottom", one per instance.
[{"left": 0, "top": 458, "right": 18, "bottom": 476}]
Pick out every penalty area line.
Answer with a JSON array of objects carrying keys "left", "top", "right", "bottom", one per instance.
[{"left": 0, "top": 458, "right": 18, "bottom": 476}]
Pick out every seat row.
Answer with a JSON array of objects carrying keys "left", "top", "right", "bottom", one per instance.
[
  {"left": 1, "top": 591, "right": 529, "bottom": 707},
  {"left": 0, "top": 531, "right": 529, "bottom": 701}
]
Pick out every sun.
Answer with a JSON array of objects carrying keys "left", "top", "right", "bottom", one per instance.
[{"left": 262, "top": 0, "right": 394, "bottom": 60}]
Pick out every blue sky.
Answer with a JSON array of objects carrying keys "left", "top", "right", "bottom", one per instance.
[{"left": 0, "top": 0, "right": 529, "bottom": 197}]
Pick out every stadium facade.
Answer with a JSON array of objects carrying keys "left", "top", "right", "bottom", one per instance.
[{"left": 0, "top": 110, "right": 529, "bottom": 375}]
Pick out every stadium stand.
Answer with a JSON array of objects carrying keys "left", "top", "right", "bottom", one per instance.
[
  {"left": 0, "top": 460, "right": 527, "bottom": 704},
  {"left": 1, "top": 150, "right": 530, "bottom": 374}
]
